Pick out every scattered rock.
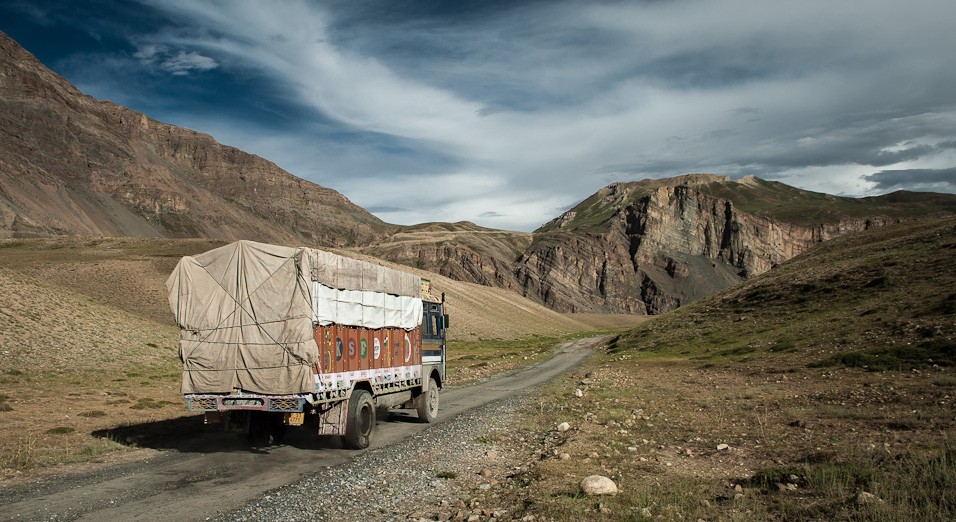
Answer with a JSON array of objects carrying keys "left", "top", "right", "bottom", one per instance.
[
  {"left": 557, "top": 422, "right": 571, "bottom": 432},
  {"left": 558, "top": 452, "right": 571, "bottom": 460},
  {"left": 734, "top": 485, "right": 743, "bottom": 493},
  {"left": 580, "top": 475, "right": 618, "bottom": 496},
  {"left": 478, "top": 483, "right": 491, "bottom": 491},
  {"left": 856, "top": 491, "right": 884, "bottom": 505},
  {"left": 717, "top": 443, "right": 730, "bottom": 451},
  {"left": 479, "top": 468, "right": 492, "bottom": 478},
  {"left": 574, "top": 388, "right": 584, "bottom": 398},
  {"left": 486, "top": 450, "right": 498, "bottom": 459}
]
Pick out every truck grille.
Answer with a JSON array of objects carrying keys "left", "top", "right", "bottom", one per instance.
[
  {"left": 184, "top": 394, "right": 306, "bottom": 412},
  {"left": 185, "top": 397, "right": 219, "bottom": 411},
  {"left": 269, "top": 397, "right": 303, "bottom": 412}
]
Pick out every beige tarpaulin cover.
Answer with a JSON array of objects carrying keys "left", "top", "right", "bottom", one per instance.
[{"left": 166, "top": 240, "right": 422, "bottom": 395}]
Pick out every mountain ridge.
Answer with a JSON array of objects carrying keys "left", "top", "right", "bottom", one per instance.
[
  {"left": 4, "top": 31, "right": 956, "bottom": 316},
  {"left": 369, "top": 174, "right": 956, "bottom": 314},
  {"left": 0, "top": 31, "right": 393, "bottom": 246}
]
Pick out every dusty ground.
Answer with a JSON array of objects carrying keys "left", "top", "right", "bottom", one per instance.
[
  {"left": 453, "top": 353, "right": 955, "bottom": 521},
  {"left": 449, "top": 219, "right": 956, "bottom": 521},
  {"left": 0, "top": 337, "right": 604, "bottom": 521}
]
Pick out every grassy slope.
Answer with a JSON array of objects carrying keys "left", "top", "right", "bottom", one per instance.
[
  {"left": 614, "top": 215, "right": 956, "bottom": 368},
  {"left": 482, "top": 217, "right": 956, "bottom": 521},
  {"left": 698, "top": 177, "right": 956, "bottom": 226},
  {"left": 538, "top": 175, "right": 956, "bottom": 234}
]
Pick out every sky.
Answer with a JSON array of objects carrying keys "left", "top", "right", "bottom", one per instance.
[{"left": 2, "top": 0, "right": 955, "bottom": 231}]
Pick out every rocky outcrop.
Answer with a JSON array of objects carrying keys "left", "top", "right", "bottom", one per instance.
[
  {"left": 515, "top": 177, "right": 917, "bottom": 313},
  {"left": 0, "top": 32, "right": 392, "bottom": 245},
  {"left": 358, "top": 222, "right": 530, "bottom": 290},
  {"left": 363, "top": 175, "right": 954, "bottom": 315}
]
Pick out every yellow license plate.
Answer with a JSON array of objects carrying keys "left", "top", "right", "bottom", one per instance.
[{"left": 285, "top": 412, "right": 305, "bottom": 426}]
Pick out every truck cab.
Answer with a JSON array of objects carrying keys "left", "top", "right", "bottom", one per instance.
[{"left": 421, "top": 299, "right": 447, "bottom": 387}]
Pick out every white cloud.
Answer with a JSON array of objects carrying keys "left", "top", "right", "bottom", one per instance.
[
  {"left": 160, "top": 51, "right": 218, "bottom": 75},
  {"left": 133, "top": 43, "right": 218, "bottom": 76},
  {"left": 130, "top": 0, "right": 956, "bottom": 230}
]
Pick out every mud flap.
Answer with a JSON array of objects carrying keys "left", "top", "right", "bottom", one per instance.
[{"left": 316, "top": 400, "right": 348, "bottom": 436}]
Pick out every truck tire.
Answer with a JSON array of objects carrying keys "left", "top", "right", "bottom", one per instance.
[
  {"left": 416, "top": 377, "right": 439, "bottom": 423},
  {"left": 342, "top": 390, "right": 375, "bottom": 449}
]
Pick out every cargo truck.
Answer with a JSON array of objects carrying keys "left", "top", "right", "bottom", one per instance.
[{"left": 166, "top": 240, "right": 447, "bottom": 449}]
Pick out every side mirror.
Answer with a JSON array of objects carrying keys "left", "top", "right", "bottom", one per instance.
[{"left": 443, "top": 314, "right": 450, "bottom": 329}]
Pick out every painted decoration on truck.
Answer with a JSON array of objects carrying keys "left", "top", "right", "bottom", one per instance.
[{"left": 313, "top": 324, "right": 422, "bottom": 375}]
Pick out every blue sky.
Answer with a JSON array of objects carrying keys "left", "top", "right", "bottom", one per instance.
[{"left": 2, "top": 0, "right": 955, "bottom": 231}]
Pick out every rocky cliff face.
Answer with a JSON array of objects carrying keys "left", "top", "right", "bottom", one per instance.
[
  {"left": 0, "top": 32, "right": 392, "bottom": 245},
  {"left": 358, "top": 221, "right": 530, "bottom": 290},
  {"left": 516, "top": 177, "right": 907, "bottom": 313},
  {"left": 368, "top": 174, "right": 954, "bottom": 315}
]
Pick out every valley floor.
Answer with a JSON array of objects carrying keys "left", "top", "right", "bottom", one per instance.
[{"left": 457, "top": 352, "right": 956, "bottom": 521}]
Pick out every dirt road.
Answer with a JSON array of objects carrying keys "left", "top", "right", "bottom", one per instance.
[{"left": 0, "top": 336, "right": 604, "bottom": 521}]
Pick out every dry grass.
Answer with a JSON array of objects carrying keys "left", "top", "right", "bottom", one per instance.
[
  {"left": 0, "top": 236, "right": 633, "bottom": 481},
  {"left": 0, "top": 267, "right": 184, "bottom": 479},
  {"left": 494, "top": 358, "right": 955, "bottom": 521},
  {"left": 458, "top": 218, "right": 956, "bottom": 521}
]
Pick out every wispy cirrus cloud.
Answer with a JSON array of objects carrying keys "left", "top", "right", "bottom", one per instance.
[
  {"left": 133, "top": 43, "right": 217, "bottom": 76},
  {"left": 10, "top": 0, "right": 953, "bottom": 230}
]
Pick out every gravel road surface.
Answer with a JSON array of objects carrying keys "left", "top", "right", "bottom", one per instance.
[{"left": 0, "top": 336, "right": 604, "bottom": 521}]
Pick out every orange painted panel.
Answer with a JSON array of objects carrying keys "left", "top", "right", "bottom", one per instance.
[{"left": 313, "top": 324, "right": 422, "bottom": 374}]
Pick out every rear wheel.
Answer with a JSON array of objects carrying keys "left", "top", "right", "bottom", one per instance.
[
  {"left": 416, "top": 378, "right": 439, "bottom": 423},
  {"left": 342, "top": 390, "right": 375, "bottom": 449}
]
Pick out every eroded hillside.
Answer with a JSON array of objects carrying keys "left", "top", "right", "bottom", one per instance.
[{"left": 0, "top": 32, "right": 391, "bottom": 246}]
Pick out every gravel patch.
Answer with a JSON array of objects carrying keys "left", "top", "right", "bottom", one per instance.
[{"left": 216, "top": 392, "right": 533, "bottom": 522}]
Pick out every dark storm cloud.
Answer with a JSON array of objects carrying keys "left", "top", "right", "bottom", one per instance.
[{"left": 862, "top": 168, "right": 956, "bottom": 191}]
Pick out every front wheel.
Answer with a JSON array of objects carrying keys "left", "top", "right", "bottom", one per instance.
[
  {"left": 342, "top": 390, "right": 375, "bottom": 449},
  {"left": 416, "top": 378, "right": 439, "bottom": 423}
]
